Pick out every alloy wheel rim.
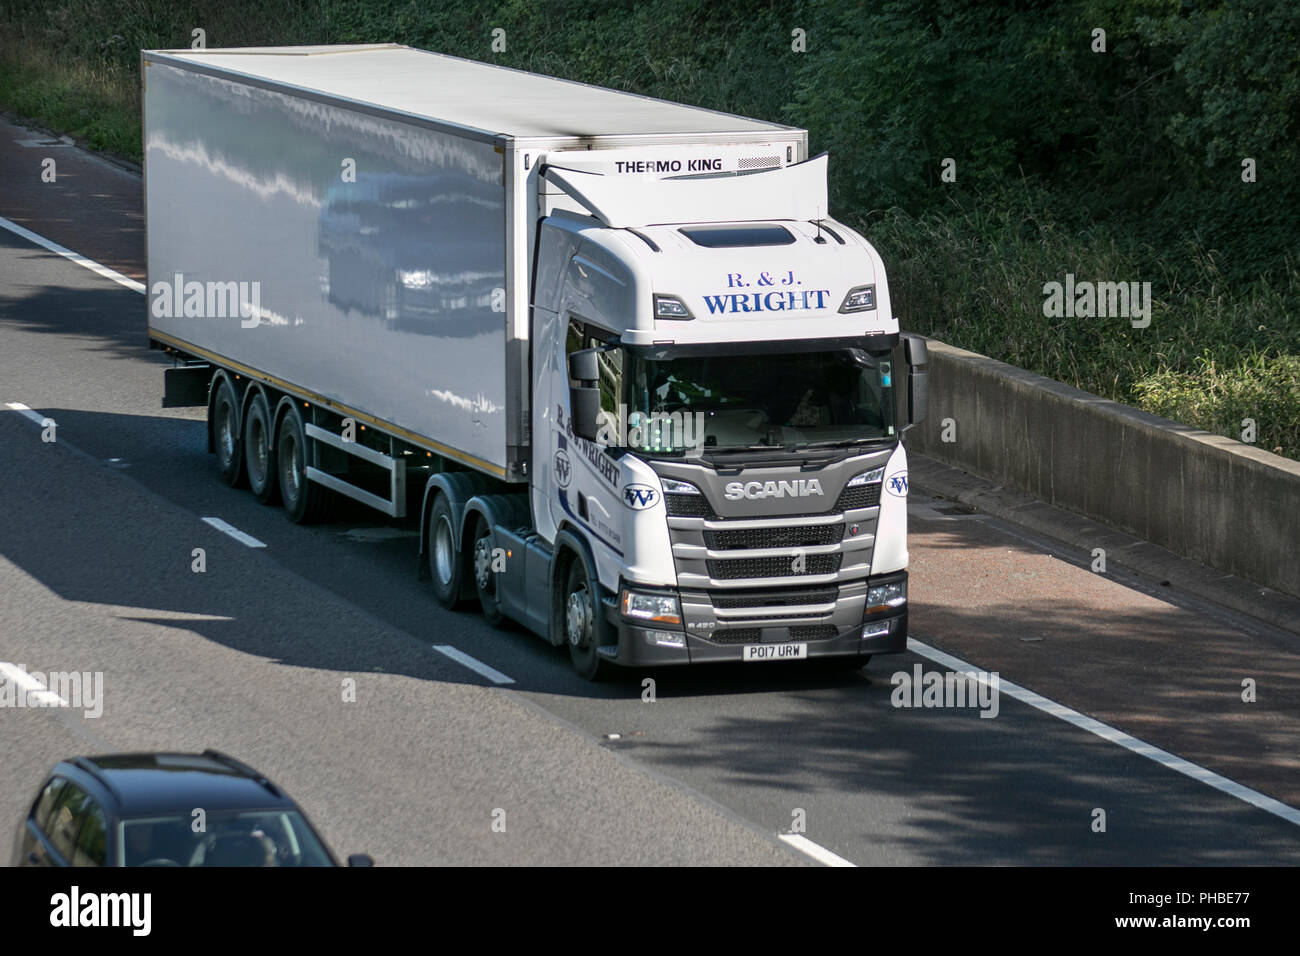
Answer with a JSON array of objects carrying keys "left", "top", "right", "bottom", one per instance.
[{"left": 566, "top": 585, "right": 590, "bottom": 648}]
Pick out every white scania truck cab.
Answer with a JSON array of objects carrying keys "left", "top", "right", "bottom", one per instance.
[
  {"left": 516, "top": 155, "right": 928, "bottom": 678},
  {"left": 142, "top": 45, "right": 928, "bottom": 680}
]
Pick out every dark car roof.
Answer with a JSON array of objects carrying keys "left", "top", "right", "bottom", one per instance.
[{"left": 61, "top": 752, "right": 296, "bottom": 817}]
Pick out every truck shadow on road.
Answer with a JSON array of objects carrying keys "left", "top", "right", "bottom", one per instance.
[{"left": 0, "top": 241, "right": 148, "bottom": 362}]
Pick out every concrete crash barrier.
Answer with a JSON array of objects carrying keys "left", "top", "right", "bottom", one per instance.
[{"left": 905, "top": 339, "right": 1300, "bottom": 600}]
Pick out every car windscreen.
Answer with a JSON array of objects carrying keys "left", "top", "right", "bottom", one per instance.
[{"left": 117, "top": 810, "right": 334, "bottom": 867}]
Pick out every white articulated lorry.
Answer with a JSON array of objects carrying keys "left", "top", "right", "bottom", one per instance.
[{"left": 143, "top": 44, "right": 929, "bottom": 679}]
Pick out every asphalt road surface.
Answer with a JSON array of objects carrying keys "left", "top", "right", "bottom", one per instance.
[{"left": 2, "top": 117, "right": 1298, "bottom": 865}]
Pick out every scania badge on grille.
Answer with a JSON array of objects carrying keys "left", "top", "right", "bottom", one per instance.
[{"left": 723, "top": 478, "right": 824, "bottom": 500}]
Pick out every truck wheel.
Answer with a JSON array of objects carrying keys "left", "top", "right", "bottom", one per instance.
[
  {"left": 564, "top": 558, "right": 612, "bottom": 681},
  {"left": 428, "top": 495, "right": 466, "bottom": 609},
  {"left": 471, "top": 515, "right": 507, "bottom": 627},
  {"left": 211, "top": 379, "right": 245, "bottom": 487},
  {"left": 276, "top": 405, "right": 331, "bottom": 523},
  {"left": 243, "top": 393, "right": 278, "bottom": 504}
]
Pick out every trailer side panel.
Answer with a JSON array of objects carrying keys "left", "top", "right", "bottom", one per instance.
[{"left": 145, "top": 60, "right": 510, "bottom": 475}]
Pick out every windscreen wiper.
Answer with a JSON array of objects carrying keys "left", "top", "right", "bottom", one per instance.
[
  {"left": 704, "top": 444, "right": 784, "bottom": 455},
  {"left": 790, "top": 436, "right": 892, "bottom": 451}
]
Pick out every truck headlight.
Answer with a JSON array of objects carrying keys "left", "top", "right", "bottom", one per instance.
[
  {"left": 621, "top": 589, "right": 682, "bottom": 625},
  {"left": 846, "top": 467, "right": 884, "bottom": 487},
  {"left": 865, "top": 581, "right": 906, "bottom": 614},
  {"left": 838, "top": 284, "right": 876, "bottom": 313},
  {"left": 660, "top": 477, "right": 701, "bottom": 494}
]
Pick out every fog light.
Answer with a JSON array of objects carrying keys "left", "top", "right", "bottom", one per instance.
[
  {"left": 647, "top": 630, "right": 686, "bottom": 648},
  {"left": 862, "top": 623, "right": 891, "bottom": 639}
]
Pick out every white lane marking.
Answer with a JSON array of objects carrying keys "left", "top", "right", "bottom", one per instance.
[
  {"left": 201, "top": 516, "right": 267, "bottom": 549},
  {"left": 0, "top": 662, "right": 68, "bottom": 706},
  {"left": 4, "top": 402, "right": 48, "bottom": 425},
  {"left": 779, "top": 833, "right": 856, "bottom": 867},
  {"left": 431, "top": 645, "right": 515, "bottom": 685},
  {"left": 0, "top": 215, "right": 145, "bottom": 294},
  {"left": 908, "top": 637, "right": 1300, "bottom": 828}
]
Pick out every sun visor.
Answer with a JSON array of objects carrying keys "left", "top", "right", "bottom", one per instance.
[{"left": 542, "top": 154, "right": 829, "bottom": 227}]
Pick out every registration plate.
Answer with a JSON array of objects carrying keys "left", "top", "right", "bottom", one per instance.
[{"left": 743, "top": 642, "right": 808, "bottom": 662}]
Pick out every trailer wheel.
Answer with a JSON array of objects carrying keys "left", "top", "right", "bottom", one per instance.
[
  {"left": 471, "top": 515, "right": 507, "bottom": 628},
  {"left": 211, "top": 378, "right": 245, "bottom": 487},
  {"left": 564, "top": 558, "right": 612, "bottom": 681},
  {"left": 428, "top": 494, "right": 466, "bottom": 609},
  {"left": 276, "top": 405, "right": 331, "bottom": 524},
  {"left": 243, "top": 393, "right": 278, "bottom": 504}
]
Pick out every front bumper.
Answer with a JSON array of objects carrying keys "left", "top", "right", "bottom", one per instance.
[{"left": 602, "top": 603, "right": 908, "bottom": 668}]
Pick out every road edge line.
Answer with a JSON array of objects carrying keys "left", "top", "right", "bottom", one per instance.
[
  {"left": 0, "top": 214, "right": 145, "bottom": 294},
  {"left": 908, "top": 637, "right": 1300, "bottom": 828}
]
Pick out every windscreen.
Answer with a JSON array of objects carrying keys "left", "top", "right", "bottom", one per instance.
[
  {"left": 595, "top": 347, "right": 896, "bottom": 456},
  {"left": 118, "top": 810, "right": 334, "bottom": 867}
]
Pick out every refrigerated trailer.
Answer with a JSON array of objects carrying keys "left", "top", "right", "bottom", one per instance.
[{"left": 143, "top": 44, "right": 929, "bottom": 679}]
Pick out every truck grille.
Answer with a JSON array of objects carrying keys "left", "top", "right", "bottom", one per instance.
[
  {"left": 707, "top": 553, "right": 842, "bottom": 580},
  {"left": 838, "top": 483, "right": 880, "bottom": 510},
  {"left": 665, "top": 493, "right": 714, "bottom": 518},
  {"left": 708, "top": 624, "right": 840, "bottom": 645},
  {"left": 665, "top": 483, "right": 878, "bottom": 519},
  {"left": 709, "top": 586, "right": 839, "bottom": 609},
  {"left": 703, "top": 524, "right": 843, "bottom": 551},
  {"left": 663, "top": 470, "right": 883, "bottom": 590}
]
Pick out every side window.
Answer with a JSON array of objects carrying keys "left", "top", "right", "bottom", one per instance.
[
  {"left": 46, "top": 783, "right": 91, "bottom": 861},
  {"left": 563, "top": 317, "right": 622, "bottom": 416},
  {"left": 593, "top": 339, "right": 622, "bottom": 417},
  {"left": 33, "top": 778, "right": 67, "bottom": 831},
  {"left": 73, "top": 805, "right": 108, "bottom": 867},
  {"left": 564, "top": 316, "right": 584, "bottom": 379}
]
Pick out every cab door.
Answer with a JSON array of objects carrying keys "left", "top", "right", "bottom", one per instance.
[{"left": 548, "top": 316, "right": 624, "bottom": 544}]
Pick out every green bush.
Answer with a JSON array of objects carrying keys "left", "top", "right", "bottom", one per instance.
[
  {"left": 867, "top": 182, "right": 1300, "bottom": 456},
  {"left": 1134, "top": 353, "right": 1300, "bottom": 458},
  {"left": 0, "top": 0, "right": 1295, "bottom": 459}
]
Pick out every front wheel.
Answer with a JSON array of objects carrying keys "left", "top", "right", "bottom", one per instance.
[{"left": 564, "top": 558, "right": 613, "bottom": 681}]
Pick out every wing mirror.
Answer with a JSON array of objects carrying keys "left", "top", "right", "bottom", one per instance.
[
  {"left": 567, "top": 348, "right": 603, "bottom": 442},
  {"left": 900, "top": 333, "right": 929, "bottom": 429}
]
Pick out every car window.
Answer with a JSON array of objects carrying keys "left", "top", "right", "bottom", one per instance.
[
  {"left": 33, "top": 777, "right": 67, "bottom": 831},
  {"left": 120, "top": 810, "right": 334, "bottom": 866},
  {"left": 73, "top": 804, "right": 108, "bottom": 867},
  {"left": 46, "top": 783, "right": 92, "bottom": 861}
]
